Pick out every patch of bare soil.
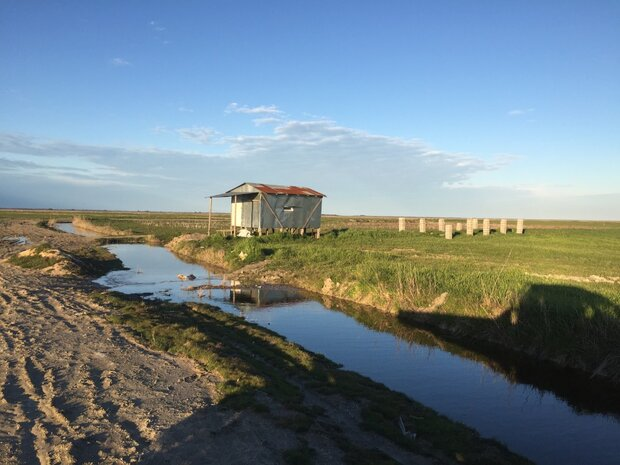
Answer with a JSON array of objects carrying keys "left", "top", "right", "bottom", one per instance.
[
  {"left": 527, "top": 272, "right": 620, "bottom": 284},
  {"left": 0, "top": 221, "right": 438, "bottom": 465}
]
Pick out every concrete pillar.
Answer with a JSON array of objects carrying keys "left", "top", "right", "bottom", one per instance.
[
  {"left": 300, "top": 228, "right": 305, "bottom": 236},
  {"left": 445, "top": 224, "right": 453, "bottom": 239},
  {"left": 466, "top": 219, "right": 474, "bottom": 236},
  {"left": 419, "top": 218, "right": 426, "bottom": 233},
  {"left": 398, "top": 217, "right": 406, "bottom": 232},
  {"left": 483, "top": 218, "right": 490, "bottom": 236},
  {"left": 500, "top": 219, "right": 507, "bottom": 234},
  {"left": 517, "top": 219, "right": 524, "bottom": 234},
  {"left": 315, "top": 228, "right": 321, "bottom": 239},
  {"left": 456, "top": 222, "right": 462, "bottom": 232},
  {"left": 438, "top": 218, "right": 445, "bottom": 232},
  {"left": 472, "top": 218, "right": 479, "bottom": 230}
]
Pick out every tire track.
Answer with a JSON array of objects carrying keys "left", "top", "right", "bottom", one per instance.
[{"left": 0, "top": 254, "right": 213, "bottom": 464}]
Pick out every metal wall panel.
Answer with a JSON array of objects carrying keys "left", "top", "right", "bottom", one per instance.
[{"left": 260, "top": 194, "right": 322, "bottom": 229}]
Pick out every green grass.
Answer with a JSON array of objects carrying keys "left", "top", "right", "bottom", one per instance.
[
  {"left": 7, "top": 243, "right": 60, "bottom": 269},
  {"left": 172, "top": 228, "right": 620, "bottom": 380},
  {"left": 92, "top": 291, "right": 530, "bottom": 464},
  {"left": 6, "top": 242, "right": 123, "bottom": 276}
]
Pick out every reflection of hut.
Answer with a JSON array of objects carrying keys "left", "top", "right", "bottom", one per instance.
[
  {"left": 230, "top": 286, "right": 305, "bottom": 307},
  {"left": 208, "top": 182, "right": 325, "bottom": 236}
]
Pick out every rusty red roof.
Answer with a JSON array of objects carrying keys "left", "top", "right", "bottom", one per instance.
[{"left": 251, "top": 183, "right": 325, "bottom": 197}]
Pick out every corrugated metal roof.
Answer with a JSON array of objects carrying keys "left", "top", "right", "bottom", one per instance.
[
  {"left": 250, "top": 183, "right": 325, "bottom": 197},
  {"left": 211, "top": 182, "right": 325, "bottom": 198}
]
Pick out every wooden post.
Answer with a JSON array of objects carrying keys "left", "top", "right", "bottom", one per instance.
[
  {"left": 445, "top": 224, "right": 453, "bottom": 240},
  {"left": 466, "top": 218, "right": 474, "bottom": 236},
  {"left": 208, "top": 196, "right": 213, "bottom": 236},
  {"left": 258, "top": 193, "right": 263, "bottom": 234},
  {"left": 438, "top": 218, "right": 445, "bottom": 232},
  {"left": 483, "top": 218, "right": 490, "bottom": 236},
  {"left": 500, "top": 219, "right": 507, "bottom": 234},
  {"left": 315, "top": 228, "right": 321, "bottom": 239},
  {"left": 419, "top": 218, "right": 426, "bottom": 233},
  {"left": 517, "top": 219, "right": 524, "bottom": 234},
  {"left": 300, "top": 228, "right": 305, "bottom": 236},
  {"left": 398, "top": 217, "right": 406, "bottom": 232},
  {"left": 232, "top": 195, "right": 237, "bottom": 236},
  {"left": 456, "top": 222, "right": 462, "bottom": 232}
]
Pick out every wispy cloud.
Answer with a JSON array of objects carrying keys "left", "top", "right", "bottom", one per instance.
[
  {"left": 149, "top": 20, "right": 166, "bottom": 32},
  {"left": 110, "top": 57, "right": 131, "bottom": 67},
  {"left": 0, "top": 121, "right": 549, "bottom": 216},
  {"left": 178, "top": 106, "right": 194, "bottom": 113},
  {"left": 0, "top": 156, "right": 145, "bottom": 187},
  {"left": 508, "top": 107, "right": 535, "bottom": 116},
  {"left": 226, "top": 102, "right": 283, "bottom": 115},
  {"left": 175, "top": 127, "right": 219, "bottom": 144},
  {"left": 0, "top": 133, "right": 219, "bottom": 161},
  {"left": 252, "top": 117, "right": 282, "bottom": 126}
]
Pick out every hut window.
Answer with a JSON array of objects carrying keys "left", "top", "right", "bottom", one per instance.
[{"left": 283, "top": 206, "right": 296, "bottom": 212}]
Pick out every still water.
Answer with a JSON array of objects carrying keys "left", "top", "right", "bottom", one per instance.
[
  {"left": 95, "top": 243, "right": 620, "bottom": 465},
  {"left": 54, "top": 222, "right": 102, "bottom": 237}
]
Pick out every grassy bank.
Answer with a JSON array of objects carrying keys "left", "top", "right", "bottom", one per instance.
[
  {"left": 92, "top": 291, "right": 530, "bottom": 465},
  {"left": 168, "top": 228, "right": 620, "bottom": 382},
  {"left": 6, "top": 242, "right": 124, "bottom": 277}
]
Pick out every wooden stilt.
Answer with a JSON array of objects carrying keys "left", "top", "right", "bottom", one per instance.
[
  {"left": 232, "top": 195, "right": 238, "bottom": 236},
  {"left": 208, "top": 197, "right": 213, "bottom": 236}
]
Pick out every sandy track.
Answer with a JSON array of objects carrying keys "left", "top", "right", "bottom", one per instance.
[{"left": 0, "top": 261, "right": 213, "bottom": 464}]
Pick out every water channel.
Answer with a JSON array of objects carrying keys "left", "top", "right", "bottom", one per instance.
[{"left": 58, "top": 223, "right": 620, "bottom": 464}]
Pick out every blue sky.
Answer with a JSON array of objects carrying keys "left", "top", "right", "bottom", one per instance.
[{"left": 1, "top": 1, "right": 619, "bottom": 219}]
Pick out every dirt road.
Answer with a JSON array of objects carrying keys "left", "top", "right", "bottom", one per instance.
[{"left": 0, "top": 252, "right": 219, "bottom": 464}]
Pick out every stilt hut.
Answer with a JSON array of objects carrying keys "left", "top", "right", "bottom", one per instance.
[{"left": 208, "top": 182, "right": 325, "bottom": 236}]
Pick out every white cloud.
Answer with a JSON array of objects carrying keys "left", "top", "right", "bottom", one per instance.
[
  {"left": 508, "top": 108, "right": 535, "bottom": 116},
  {"left": 2, "top": 117, "right": 617, "bottom": 218},
  {"left": 226, "top": 102, "right": 283, "bottom": 115},
  {"left": 110, "top": 57, "right": 131, "bottom": 67},
  {"left": 178, "top": 106, "right": 194, "bottom": 113}
]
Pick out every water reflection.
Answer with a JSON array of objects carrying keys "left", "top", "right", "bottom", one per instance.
[
  {"left": 95, "top": 244, "right": 620, "bottom": 465},
  {"left": 230, "top": 286, "right": 305, "bottom": 309},
  {"left": 54, "top": 222, "right": 102, "bottom": 237}
]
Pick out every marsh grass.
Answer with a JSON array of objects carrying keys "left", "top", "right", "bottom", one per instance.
[{"left": 170, "top": 228, "right": 620, "bottom": 379}]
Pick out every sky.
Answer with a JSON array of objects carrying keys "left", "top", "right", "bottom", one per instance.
[{"left": 1, "top": 1, "right": 619, "bottom": 219}]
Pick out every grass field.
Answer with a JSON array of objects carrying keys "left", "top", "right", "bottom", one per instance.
[
  {"left": 166, "top": 218, "right": 620, "bottom": 381},
  {"left": 3, "top": 209, "right": 619, "bottom": 380}
]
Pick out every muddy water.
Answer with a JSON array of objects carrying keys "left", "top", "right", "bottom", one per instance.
[{"left": 96, "top": 243, "right": 620, "bottom": 465}]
